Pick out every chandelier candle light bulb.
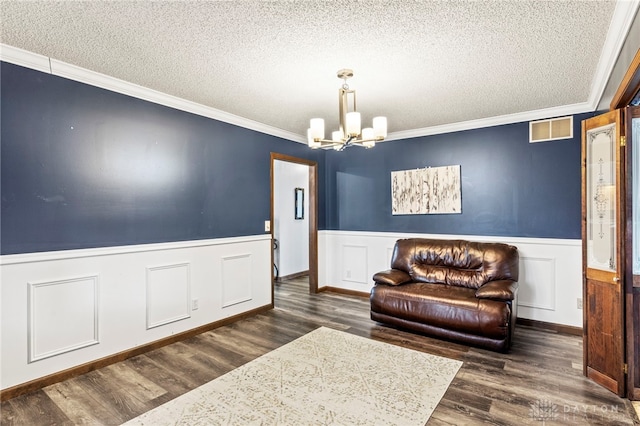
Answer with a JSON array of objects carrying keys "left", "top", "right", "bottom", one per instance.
[
  {"left": 307, "top": 69, "right": 387, "bottom": 150},
  {"left": 373, "top": 116, "right": 387, "bottom": 139},
  {"left": 346, "top": 112, "right": 361, "bottom": 136},
  {"left": 307, "top": 129, "right": 321, "bottom": 149},
  {"left": 362, "top": 127, "right": 375, "bottom": 148},
  {"left": 310, "top": 118, "right": 325, "bottom": 140}
]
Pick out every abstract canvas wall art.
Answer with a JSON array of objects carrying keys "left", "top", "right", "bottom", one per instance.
[{"left": 391, "top": 165, "right": 461, "bottom": 215}]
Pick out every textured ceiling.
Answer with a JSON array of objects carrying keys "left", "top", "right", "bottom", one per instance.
[{"left": 0, "top": 1, "right": 636, "bottom": 142}]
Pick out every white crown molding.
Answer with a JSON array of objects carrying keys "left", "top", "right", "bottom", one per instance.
[
  {"left": 385, "top": 101, "right": 592, "bottom": 141},
  {"left": 386, "top": 0, "right": 640, "bottom": 142},
  {"left": 2, "top": 0, "right": 638, "bottom": 148},
  {"left": 0, "top": 44, "right": 51, "bottom": 74},
  {"left": 0, "top": 44, "right": 306, "bottom": 144},
  {"left": 588, "top": 0, "right": 640, "bottom": 108},
  {"left": 2, "top": 41, "right": 588, "bottom": 144}
]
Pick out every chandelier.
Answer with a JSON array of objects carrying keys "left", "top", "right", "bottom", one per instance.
[{"left": 307, "top": 69, "right": 387, "bottom": 150}]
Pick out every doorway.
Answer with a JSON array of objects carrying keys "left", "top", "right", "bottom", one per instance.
[{"left": 270, "top": 153, "right": 318, "bottom": 296}]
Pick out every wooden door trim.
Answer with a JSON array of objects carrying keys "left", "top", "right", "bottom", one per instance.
[
  {"left": 270, "top": 153, "right": 319, "bottom": 295},
  {"left": 625, "top": 106, "right": 640, "bottom": 399},
  {"left": 611, "top": 48, "right": 640, "bottom": 110}
]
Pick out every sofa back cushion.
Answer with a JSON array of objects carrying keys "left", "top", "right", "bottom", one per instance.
[{"left": 390, "top": 238, "right": 519, "bottom": 289}]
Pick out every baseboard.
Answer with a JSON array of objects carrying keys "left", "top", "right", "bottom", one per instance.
[
  {"left": 0, "top": 304, "right": 273, "bottom": 402},
  {"left": 516, "top": 317, "right": 582, "bottom": 336},
  {"left": 318, "top": 286, "right": 370, "bottom": 298},
  {"left": 277, "top": 270, "right": 309, "bottom": 281}
]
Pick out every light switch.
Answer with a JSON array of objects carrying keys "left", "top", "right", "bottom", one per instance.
[{"left": 264, "top": 220, "right": 271, "bottom": 233}]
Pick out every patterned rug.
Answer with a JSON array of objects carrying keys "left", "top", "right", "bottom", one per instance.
[{"left": 123, "top": 327, "right": 462, "bottom": 425}]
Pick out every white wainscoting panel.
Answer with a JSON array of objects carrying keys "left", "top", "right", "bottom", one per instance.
[
  {"left": 319, "top": 231, "right": 582, "bottom": 327},
  {"left": 0, "top": 235, "right": 271, "bottom": 391},
  {"left": 221, "top": 254, "right": 252, "bottom": 308},
  {"left": 518, "top": 257, "right": 556, "bottom": 311},
  {"left": 342, "top": 245, "right": 368, "bottom": 284},
  {"left": 387, "top": 247, "right": 395, "bottom": 265},
  {"left": 28, "top": 275, "right": 99, "bottom": 363},
  {"left": 146, "top": 263, "right": 190, "bottom": 329}
]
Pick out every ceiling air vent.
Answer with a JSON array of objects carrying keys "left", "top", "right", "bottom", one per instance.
[{"left": 529, "top": 116, "right": 573, "bottom": 143}]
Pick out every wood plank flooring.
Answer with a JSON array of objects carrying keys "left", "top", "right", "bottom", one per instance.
[{"left": 2, "top": 277, "right": 639, "bottom": 425}]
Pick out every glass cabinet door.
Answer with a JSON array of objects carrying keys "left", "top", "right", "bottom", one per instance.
[{"left": 586, "top": 122, "right": 617, "bottom": 272}]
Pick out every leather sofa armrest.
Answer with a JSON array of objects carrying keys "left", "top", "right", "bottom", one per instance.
[
  {"left": 373, "top": 269, "right": 412, "bottom": 286},
  {"left": 475, "top": 280, "right": 518, "bottom": 301}
]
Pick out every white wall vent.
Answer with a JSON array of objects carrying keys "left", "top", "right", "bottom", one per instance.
[{"left": 529, "top": 116, "right": 573, "bottom": 143}]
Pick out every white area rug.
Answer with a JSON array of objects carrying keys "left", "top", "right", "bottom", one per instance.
[{"left": 123, "top": 327, "right": 462, "bottom": 426}]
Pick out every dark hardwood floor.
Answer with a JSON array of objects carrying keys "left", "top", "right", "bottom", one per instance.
[{"left": 1, "top": 277, "right": 639, "bottom": 425}]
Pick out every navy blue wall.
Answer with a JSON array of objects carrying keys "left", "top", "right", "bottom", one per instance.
[
  {"left": 1, "top": 60, "right": 591, "bottom": 255},
  {"left": 1, "top": 62, "right": 323, "bottom": 254},
  {"left": 323, "top": 114, "right": 593, "bottom": 239}
]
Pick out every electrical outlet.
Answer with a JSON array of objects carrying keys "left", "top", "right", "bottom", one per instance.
[
  {"left": 345, "top": 270, "right": 352, "bottom": 279},
  {"left": 192, "top": 299, "right": 199, "bottom": 310},
  {"left": 577, "top": 298, "right": 583, "bottom": 310},
  {"left": 264, "top": 220, "right": 271, "bottom": 233}
]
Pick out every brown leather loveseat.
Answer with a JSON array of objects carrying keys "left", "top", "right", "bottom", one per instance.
[{"left": 370, "top": 238, "right": 519, "bottom": 352}]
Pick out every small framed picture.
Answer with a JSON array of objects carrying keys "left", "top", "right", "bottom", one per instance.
[{"left": 295, "top": 188, "right": 304, "bottom": 219}]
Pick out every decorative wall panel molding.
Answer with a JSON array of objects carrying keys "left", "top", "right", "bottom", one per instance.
[
  {"left": 517, "top": 257, "right": 556, "bottom": 311},
  {"left": 146, "top": 263, "right": 191, "bottom": 329},
  {"left": 0, "top": 235, "right": 271, "bottom": 266},
  {"left": 387, "top": 247, "right": 395, "bottom": 264},
  {"left": 28, "top": 275, "right": 99, "bottom": 362},
  {"left": 342, "top": 245, "right": 368, "bottom": 284},
  {"left": 1, "top": 236, "right": 271, "bottom": 391},
  {"left": 319, "top": 231, "right": 581, "bottom": 327},
  {"left": 221, "top": 254, "right": 253, "bottom": 308}
]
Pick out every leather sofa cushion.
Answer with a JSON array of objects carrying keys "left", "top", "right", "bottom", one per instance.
[
  {"left": 475, "top": 280, "right": 518, "bottom": 301},
  {"left": 390, "top": 238, "right": 519, "bottom": 289},
  {"left": 370, "top": 282, "right": 510, "bottom": 339},
  {"left": 372, "top": 269, "right": 411, "bottom": 286}
]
